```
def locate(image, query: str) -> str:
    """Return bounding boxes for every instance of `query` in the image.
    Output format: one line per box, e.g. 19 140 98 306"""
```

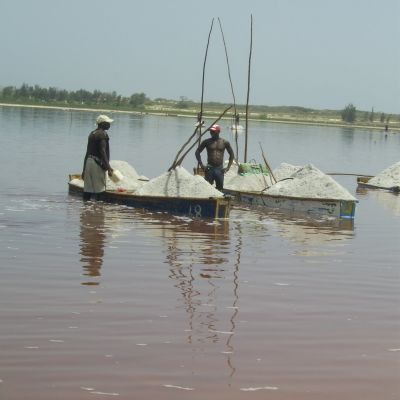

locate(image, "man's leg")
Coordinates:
83 192 91 201
214 168 224 191
204 167 214 186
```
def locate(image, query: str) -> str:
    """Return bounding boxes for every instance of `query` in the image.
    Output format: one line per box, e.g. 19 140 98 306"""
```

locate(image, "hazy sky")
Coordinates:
2 0 399 113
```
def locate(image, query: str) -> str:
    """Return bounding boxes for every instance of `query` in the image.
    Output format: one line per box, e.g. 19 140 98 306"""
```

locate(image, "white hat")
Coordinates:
96 114 114 124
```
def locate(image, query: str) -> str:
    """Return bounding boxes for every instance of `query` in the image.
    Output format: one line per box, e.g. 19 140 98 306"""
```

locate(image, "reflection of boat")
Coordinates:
357 175 400 193
357 185 400 216
68 174 231 219
224 189 357 219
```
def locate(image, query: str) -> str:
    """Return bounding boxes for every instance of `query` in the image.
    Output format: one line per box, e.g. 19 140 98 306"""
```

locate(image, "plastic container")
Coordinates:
110 169 123 183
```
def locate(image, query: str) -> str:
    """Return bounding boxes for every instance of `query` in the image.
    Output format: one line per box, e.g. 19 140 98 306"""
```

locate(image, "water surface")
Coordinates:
0 106 399 399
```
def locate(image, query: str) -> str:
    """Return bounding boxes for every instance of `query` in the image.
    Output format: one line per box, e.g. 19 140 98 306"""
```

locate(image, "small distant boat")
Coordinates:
223 189 357 219
230 124 244 131
357 176 400 193
68 174 231 219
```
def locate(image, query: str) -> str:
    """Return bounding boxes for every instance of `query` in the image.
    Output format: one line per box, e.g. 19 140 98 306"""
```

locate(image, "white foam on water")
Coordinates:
163 384 194 391
240 386 278 391
90 391 119 396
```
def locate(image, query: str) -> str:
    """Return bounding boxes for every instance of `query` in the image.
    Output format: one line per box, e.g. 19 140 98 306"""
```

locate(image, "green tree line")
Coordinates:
0 84 149 109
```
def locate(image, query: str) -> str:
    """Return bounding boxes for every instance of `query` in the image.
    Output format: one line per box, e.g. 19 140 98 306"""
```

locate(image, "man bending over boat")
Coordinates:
81 115 114 201
195 124 235 191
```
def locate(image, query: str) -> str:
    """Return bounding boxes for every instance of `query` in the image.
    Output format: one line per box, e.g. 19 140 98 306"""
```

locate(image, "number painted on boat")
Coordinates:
189 204 202 217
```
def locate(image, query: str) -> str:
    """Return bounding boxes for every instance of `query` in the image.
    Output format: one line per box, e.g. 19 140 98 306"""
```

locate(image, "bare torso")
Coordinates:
197 138 231 167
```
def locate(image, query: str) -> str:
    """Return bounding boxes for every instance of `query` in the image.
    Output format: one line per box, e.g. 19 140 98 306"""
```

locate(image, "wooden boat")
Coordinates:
223 188 357 219
357 175 400 193
68 174 231 219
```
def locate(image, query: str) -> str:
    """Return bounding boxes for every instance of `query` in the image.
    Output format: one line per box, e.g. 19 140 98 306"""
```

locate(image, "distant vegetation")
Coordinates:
0 83 398 130
0 84 149 109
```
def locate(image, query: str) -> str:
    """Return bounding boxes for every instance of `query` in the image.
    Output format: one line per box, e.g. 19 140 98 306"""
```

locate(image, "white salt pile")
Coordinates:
224 161 274 191
136 166 224 198
223 161 239 183
225 173 273 191
264 164 356 200
368 161 400 188
273 163 302 181
71 160 146 192
70 178 84 188
106 160 143 191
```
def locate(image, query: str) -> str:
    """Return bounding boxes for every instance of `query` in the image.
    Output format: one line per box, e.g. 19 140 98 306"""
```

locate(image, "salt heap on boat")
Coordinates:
224 162 274 191
136 166 224 198
368 161 400 189
264 164 356 200
273 162 302 181
69 160 147 191
106 160 148 191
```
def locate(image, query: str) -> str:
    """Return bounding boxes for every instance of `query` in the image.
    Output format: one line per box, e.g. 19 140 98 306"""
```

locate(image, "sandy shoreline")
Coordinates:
1 102 398 131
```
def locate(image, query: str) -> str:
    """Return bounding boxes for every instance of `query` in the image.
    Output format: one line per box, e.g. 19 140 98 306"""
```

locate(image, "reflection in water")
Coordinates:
235 206 355 257
157 216 242 377
225 220 242 378
163 219 230 340
357 187 400 216
79 203 107 285
276 216 354 245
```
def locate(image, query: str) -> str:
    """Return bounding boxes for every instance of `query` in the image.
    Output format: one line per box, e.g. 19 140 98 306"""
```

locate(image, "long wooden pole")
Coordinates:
168 125 202 171
218 17 239 161
259 142 277 184
244 15 253 163
326 173 373 177
169 19 214 172
197 19 214 149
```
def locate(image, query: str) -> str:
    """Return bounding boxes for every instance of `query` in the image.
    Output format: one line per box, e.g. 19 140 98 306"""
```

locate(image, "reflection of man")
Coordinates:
79 204 106 285
195 124 235 191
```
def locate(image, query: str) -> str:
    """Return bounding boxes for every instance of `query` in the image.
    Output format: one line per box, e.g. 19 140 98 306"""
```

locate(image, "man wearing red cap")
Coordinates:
195 124 235 191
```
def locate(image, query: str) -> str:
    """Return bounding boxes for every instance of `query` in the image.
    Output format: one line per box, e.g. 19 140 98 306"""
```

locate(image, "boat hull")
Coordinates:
224 189 356 219
357 176 400 193
69 176 231 219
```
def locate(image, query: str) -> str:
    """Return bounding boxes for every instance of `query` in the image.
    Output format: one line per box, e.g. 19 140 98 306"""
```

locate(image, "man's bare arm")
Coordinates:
195 141 207 169
224 141 235 172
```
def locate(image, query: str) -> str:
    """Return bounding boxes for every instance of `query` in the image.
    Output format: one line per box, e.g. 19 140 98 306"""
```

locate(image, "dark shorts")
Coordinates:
204 166 224 191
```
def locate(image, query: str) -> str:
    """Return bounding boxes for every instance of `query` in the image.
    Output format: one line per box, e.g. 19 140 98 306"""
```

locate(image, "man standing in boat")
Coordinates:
195 124 235 191
81 114 114 201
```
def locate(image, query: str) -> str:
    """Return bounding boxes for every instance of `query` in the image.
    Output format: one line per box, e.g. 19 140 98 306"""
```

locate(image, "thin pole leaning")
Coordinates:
218 17 239 161
244 14 253 163
175 105 233 167
259 142 277 184
170 19 214 171
198 18 215 149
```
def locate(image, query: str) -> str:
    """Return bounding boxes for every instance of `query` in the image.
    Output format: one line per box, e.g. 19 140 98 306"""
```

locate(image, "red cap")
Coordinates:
210 124 221 133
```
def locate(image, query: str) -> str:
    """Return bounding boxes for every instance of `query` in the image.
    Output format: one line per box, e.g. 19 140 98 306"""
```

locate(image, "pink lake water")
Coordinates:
0 106 399 399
